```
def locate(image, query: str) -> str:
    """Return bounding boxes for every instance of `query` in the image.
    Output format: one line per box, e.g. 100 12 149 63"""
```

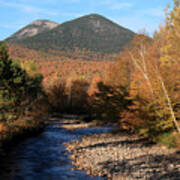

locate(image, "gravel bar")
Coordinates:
65 131 180 180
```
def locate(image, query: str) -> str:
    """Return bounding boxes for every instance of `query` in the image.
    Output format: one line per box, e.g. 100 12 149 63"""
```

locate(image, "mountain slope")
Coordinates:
7 20 58 42
6 14 135 55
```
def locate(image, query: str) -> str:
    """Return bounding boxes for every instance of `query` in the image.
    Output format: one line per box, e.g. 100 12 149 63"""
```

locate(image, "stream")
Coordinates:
0 116 113 180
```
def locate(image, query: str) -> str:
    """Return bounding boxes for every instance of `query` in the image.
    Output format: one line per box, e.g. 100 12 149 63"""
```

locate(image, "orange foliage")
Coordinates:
8 43 114 95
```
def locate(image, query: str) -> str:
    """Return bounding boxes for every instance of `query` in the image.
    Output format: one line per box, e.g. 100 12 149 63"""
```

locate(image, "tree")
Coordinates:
92 82 131 122
0 42 43 122
124 1 180 137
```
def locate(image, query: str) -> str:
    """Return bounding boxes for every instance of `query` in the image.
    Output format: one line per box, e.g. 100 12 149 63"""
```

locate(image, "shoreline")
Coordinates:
65 128 180 179
0 117 48 158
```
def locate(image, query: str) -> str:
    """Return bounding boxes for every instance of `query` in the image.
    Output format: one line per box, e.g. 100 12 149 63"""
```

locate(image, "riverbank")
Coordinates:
0 117 47 157
66 129 180 179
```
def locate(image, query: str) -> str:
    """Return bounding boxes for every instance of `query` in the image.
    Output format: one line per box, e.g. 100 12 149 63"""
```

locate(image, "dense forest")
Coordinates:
1 0 180 152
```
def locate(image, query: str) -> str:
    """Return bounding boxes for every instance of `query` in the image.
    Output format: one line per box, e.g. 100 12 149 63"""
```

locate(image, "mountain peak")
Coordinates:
77 13 112 22
85 13 103 18
6 14 135 55
7 20 58 42
30 19 58 27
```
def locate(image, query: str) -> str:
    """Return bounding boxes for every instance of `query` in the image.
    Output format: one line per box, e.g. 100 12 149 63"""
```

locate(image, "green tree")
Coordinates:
0 42 43 122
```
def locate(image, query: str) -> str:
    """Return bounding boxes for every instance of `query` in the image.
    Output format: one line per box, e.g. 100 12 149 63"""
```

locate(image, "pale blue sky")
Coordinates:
0 0 173 40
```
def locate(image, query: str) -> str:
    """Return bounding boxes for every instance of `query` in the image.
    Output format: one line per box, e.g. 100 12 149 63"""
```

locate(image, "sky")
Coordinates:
0 0 173 40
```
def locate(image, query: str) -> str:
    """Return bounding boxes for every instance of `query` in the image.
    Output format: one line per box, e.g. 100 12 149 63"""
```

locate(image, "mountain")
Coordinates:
6 14 135 55
7 20 58 42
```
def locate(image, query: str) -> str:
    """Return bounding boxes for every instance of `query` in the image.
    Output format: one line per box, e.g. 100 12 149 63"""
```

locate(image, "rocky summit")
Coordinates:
6 20 58 42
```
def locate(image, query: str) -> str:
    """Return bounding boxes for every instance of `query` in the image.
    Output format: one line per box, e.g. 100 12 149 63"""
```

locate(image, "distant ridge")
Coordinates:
6 14 136 55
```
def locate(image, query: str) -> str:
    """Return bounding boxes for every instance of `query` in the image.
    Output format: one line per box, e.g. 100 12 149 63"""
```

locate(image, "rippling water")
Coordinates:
0 118 113 180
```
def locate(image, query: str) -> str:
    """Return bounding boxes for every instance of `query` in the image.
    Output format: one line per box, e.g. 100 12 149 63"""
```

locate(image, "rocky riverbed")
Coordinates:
65 130 180 180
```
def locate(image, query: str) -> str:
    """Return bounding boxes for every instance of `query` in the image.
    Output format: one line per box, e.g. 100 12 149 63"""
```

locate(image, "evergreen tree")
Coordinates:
0 42 43 122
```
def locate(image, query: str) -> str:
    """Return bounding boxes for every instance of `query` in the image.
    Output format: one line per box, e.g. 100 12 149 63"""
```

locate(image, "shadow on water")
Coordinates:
0 117 113 180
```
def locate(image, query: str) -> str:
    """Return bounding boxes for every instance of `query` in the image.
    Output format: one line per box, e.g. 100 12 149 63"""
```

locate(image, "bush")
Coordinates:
47 79 90 114
69 79 90 114
47 80 68 113
158 132 180 148
91 82 131 122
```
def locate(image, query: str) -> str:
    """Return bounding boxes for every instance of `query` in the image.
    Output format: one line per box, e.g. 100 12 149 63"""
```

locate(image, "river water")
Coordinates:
0 117 112 180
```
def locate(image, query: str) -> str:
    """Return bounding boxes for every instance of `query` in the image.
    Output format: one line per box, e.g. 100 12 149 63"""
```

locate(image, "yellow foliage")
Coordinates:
20 60 38 77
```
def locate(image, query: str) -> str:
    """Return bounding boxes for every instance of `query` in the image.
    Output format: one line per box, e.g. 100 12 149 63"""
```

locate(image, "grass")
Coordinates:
158 131 180 148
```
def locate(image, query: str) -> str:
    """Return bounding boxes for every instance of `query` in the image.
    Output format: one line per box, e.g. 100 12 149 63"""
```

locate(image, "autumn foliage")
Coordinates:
5 0 180 147
47 79 90 114
0 42 44 123
99 0 180 143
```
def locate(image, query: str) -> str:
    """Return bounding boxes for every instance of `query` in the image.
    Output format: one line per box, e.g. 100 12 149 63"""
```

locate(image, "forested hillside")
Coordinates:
6 14 135 57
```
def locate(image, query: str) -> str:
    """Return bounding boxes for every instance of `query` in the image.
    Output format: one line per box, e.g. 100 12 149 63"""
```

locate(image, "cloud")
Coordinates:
111 11 164 36
139 7 165 17
108 5 166 36
110 2 133 10
0 22 27 30
13 0 58 4
18 0 81 4
66 0 81 3
0 0 58 16
0 0 83 18
0 24 16 29
98 0 133 10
